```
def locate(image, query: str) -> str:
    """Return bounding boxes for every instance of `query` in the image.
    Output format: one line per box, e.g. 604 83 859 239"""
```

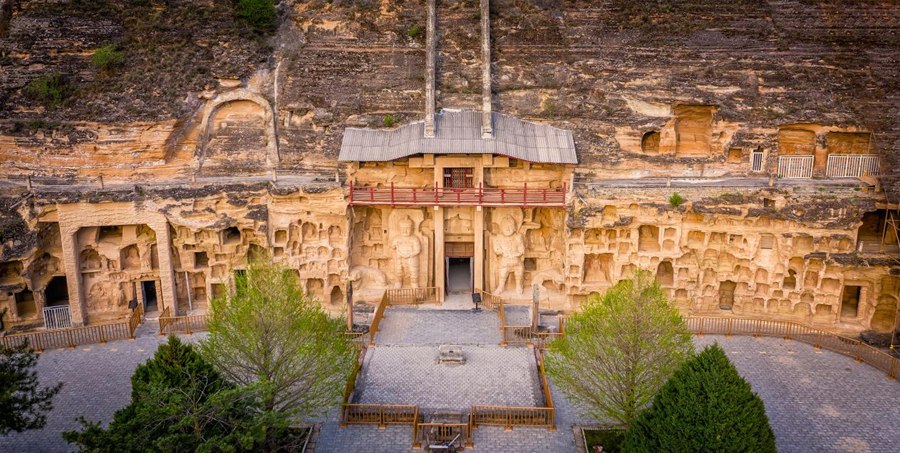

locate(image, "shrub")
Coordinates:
407 24 422 39
383 114 396 127
24 74 70 106
623 344 777 453
91 44 124 70
237 0 277 32
668 192 684 208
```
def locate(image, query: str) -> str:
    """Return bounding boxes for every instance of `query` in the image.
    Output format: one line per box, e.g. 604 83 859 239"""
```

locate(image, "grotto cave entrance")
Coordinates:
44 276 69 307
445 242 474 295
446 258 473 294
142 280 158 313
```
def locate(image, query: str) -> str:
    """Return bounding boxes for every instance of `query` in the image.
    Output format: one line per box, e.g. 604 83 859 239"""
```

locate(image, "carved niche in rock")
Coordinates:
87 281 126 312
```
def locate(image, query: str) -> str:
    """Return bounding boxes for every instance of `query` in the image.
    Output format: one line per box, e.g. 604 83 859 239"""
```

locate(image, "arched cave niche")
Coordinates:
718 280 736 310
80 248 102 271
306 278 324 301
783 269 797 290
656 261 674 287
121 244 141 271
641 130 660 154
638 225 660 252
330 286 343 306
222 227 241 246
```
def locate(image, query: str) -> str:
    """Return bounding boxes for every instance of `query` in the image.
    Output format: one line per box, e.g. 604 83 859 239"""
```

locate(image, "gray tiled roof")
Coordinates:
338 110 577 164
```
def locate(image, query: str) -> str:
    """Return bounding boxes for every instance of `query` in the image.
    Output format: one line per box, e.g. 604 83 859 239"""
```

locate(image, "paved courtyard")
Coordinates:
374 307 500 345
1 315 899 452
355 345 541 411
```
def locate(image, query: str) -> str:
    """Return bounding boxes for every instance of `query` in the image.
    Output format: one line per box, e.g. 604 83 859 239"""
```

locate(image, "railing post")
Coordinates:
349 180 353 204
412 187 417 203
390 182 395 206
478 182 483 206
99 325 106 344
66 329 75 349
369 186 374 202
434 182 439 205
523 182 527 207
500 188 505 204
726 318 733 337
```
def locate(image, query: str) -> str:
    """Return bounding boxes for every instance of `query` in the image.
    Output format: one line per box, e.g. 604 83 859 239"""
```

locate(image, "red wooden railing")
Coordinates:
349 181 566 207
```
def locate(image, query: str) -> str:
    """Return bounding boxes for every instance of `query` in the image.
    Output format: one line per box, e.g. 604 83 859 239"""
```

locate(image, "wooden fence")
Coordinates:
477 290 503 311
777 155 814 179
158 314 209 335
0 314 139 352
413 422 472 450
340 404 418 427
385 287 441 306
368 292 390 346
687 316 900 380
470 405 555 430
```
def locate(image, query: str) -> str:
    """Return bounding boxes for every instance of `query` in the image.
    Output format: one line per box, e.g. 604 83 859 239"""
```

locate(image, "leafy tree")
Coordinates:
0 340 62 435
546 269 693 428
624 344 777 452
201 262 357 419
237 0 277 32
64 336 288 452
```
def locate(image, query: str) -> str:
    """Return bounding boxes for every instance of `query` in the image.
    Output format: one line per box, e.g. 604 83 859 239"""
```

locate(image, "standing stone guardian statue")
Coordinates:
493 215 526 295
392 217 421 289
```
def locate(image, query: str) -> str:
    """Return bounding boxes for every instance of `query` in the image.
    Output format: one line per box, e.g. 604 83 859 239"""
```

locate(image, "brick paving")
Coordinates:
0 333 205 453
355 345 540 411
694 335 900 453
374 307 500 345
2 316 899 452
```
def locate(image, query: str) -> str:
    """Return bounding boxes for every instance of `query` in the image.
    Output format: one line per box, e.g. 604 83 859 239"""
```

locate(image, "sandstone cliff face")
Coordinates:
0 0 896 189
0 1 898 336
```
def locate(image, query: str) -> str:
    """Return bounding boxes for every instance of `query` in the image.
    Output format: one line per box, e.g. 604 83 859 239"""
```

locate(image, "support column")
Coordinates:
480 0 493 138
474 207 485 291
151 222 178 316
434 207 445 296
424 0 437 138
59 228 86 326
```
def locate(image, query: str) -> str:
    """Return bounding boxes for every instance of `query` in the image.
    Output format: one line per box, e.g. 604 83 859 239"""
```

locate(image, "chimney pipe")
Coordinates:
424 0 437 138
480 0 492 138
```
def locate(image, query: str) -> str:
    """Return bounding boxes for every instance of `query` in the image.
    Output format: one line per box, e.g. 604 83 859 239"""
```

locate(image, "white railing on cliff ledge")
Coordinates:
777 155 814 179
826 154 880 178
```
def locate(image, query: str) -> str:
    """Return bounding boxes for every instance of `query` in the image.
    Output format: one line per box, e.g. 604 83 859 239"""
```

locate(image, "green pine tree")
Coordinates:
0 340 62 435
623 344 777 453
64 335 285 452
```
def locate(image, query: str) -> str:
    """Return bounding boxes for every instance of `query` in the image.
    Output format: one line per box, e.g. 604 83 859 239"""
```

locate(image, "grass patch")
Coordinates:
91 44 124 70
237 0 277 33
584 428 626 453
25 74 71 106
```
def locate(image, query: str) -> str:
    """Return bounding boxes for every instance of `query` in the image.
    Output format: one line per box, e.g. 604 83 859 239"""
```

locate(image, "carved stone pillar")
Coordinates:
59 227 86 326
